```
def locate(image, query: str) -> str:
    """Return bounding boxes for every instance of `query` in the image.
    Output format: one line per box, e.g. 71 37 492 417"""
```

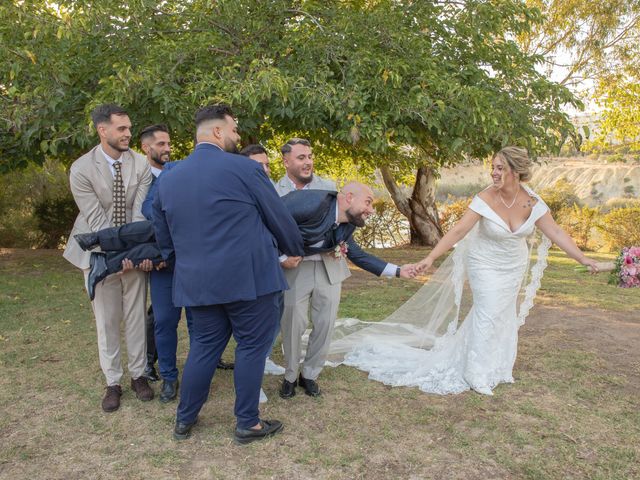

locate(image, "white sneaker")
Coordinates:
264 358 285 376
259 388 268 403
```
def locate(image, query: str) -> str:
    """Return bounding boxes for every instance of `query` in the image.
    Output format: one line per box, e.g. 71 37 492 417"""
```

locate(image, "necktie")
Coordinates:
112 161 126 226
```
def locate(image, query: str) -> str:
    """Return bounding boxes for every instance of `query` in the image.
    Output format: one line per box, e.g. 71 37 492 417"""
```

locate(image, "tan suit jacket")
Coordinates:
63 145 152 270
275 174 350 285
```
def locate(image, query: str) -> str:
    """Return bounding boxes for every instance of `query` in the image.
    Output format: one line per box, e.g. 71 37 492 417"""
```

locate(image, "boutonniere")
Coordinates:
334 241 349 258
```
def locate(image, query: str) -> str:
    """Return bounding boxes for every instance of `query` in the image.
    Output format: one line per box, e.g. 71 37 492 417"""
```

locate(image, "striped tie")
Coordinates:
112 161 126 227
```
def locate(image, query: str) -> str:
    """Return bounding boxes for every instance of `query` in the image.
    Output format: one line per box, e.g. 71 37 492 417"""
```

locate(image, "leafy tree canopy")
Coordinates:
1 0 579 173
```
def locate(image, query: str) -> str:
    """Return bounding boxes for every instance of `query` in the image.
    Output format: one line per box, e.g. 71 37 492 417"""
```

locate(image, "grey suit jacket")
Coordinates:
275 174 350 285
63 145 152 269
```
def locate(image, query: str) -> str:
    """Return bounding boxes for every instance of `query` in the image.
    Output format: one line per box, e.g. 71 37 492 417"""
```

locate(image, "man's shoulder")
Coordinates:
125 149 149 167
311 175 337 190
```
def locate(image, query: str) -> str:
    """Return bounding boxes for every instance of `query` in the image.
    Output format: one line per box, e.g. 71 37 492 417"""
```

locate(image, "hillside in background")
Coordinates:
439 157 640 205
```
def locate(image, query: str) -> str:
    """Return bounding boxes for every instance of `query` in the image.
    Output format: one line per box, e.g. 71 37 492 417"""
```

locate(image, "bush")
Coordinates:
538 178 582 220
606 153 626 164
558 204 600 250
438 197 471 233
354 198 409 248
0 159 77 248
597 207 640 251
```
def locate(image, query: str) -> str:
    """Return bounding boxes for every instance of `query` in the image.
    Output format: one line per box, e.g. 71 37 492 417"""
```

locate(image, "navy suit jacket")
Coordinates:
152 144 305 306
281 190 387 276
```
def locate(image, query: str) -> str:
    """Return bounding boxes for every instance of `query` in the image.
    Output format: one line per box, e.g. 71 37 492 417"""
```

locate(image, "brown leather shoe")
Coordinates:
131 377 154 401
102 385 122 412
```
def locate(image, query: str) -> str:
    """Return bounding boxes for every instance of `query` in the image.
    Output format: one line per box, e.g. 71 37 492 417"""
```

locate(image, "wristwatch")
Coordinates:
395 266 401 278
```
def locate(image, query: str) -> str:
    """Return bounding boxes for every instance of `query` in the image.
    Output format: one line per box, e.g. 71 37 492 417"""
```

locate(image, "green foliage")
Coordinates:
558 204 599 250
597 207 640 250
0 0 580 175
538 178 581 219
0 159 76 248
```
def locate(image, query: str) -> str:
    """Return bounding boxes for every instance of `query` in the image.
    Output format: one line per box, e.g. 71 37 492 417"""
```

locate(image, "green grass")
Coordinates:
1 248 639 479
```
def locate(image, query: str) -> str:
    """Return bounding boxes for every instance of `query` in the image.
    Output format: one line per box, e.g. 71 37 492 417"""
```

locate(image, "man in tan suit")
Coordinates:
275 139 416 399
64 104 154 412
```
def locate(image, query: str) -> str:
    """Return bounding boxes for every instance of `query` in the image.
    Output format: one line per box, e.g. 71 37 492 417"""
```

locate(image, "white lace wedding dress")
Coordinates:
327 187 551 395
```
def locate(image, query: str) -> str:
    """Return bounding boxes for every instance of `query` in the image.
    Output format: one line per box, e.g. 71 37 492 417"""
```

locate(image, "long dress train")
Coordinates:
327 186 551 395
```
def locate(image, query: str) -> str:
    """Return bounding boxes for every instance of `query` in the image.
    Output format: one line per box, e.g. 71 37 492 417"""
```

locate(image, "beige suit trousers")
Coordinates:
83 269 148 386
281 260 342 382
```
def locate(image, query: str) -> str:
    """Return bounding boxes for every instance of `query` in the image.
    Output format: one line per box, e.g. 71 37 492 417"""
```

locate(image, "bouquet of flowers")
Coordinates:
609 247 640 288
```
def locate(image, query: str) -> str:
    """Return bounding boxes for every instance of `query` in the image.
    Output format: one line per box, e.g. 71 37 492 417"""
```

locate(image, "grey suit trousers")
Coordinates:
281 260 341 382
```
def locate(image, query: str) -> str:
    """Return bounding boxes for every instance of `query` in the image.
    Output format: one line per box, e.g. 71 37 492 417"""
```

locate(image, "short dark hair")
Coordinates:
139 124 169 144
281 137 311 155
194 104 235 129
91 104 128 128
239 144 267 157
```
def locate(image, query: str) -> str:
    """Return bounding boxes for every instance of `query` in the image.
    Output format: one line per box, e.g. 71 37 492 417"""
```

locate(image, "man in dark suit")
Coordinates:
152 104 305 444
138 124 171 383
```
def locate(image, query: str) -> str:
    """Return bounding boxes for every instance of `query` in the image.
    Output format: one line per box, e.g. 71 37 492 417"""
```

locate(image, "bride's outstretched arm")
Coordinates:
416 209 481 272
535 212 599 272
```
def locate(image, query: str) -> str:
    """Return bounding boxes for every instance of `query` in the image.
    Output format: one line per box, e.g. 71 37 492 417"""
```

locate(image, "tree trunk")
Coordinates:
380 165 443 247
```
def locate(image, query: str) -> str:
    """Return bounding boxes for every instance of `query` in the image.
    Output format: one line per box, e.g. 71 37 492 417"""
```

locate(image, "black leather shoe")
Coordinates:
298 374 321 397
74 232 99 251
87 252 108 301
234 419 283 445
173 418 197 440
217 360 234 370
278 379 297 399
159 379 179 403
143 365 160 382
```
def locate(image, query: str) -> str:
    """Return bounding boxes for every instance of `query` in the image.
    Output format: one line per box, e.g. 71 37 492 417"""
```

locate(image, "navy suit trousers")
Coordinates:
177 292 280 429
150 269 193 382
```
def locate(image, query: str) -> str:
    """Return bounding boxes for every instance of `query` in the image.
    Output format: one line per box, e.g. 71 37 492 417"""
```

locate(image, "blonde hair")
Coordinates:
493 146 532 182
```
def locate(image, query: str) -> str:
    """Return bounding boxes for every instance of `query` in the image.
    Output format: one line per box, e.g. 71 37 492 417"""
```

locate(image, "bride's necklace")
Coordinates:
498 186 519 209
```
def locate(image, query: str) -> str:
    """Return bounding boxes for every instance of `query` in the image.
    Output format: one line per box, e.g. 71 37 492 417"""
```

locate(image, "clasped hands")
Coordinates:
120 258 165 273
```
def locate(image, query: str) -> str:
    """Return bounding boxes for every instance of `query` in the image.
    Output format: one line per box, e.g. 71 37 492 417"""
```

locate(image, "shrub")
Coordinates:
606 153 626 164
558 204 600 250
538 178 581 220
0 159 77 248
438 197 471 233
354 198 409 248
597 207 640 251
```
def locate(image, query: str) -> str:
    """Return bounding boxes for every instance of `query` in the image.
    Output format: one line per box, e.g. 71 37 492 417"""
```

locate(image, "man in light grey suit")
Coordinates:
64 104 154 412
274 138 415 399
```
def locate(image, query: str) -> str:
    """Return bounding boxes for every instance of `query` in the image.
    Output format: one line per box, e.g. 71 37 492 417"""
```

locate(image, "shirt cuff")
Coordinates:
279 254 288 263
381 263 397 278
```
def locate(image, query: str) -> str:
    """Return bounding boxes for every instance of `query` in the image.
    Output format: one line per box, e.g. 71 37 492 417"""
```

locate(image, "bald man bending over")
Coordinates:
278 182 418 399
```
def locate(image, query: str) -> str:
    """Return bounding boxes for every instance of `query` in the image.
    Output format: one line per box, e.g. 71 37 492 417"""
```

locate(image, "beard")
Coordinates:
107 137 130 153
346 208 366 227
150 150 169 166
224 137 239 154
292 172 313 185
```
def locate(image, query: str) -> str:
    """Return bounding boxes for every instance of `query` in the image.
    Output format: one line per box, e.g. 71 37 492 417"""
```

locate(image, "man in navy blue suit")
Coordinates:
152 104 305 444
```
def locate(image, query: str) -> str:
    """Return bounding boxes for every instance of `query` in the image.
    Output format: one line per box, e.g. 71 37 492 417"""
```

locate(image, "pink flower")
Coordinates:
628 246 640 257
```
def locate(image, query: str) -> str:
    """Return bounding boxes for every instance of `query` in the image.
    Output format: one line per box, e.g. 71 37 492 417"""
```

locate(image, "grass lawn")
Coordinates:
1 247 639 479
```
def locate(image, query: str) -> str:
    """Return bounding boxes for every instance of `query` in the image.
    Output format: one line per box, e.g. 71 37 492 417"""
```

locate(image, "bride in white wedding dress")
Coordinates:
330 147 599 395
